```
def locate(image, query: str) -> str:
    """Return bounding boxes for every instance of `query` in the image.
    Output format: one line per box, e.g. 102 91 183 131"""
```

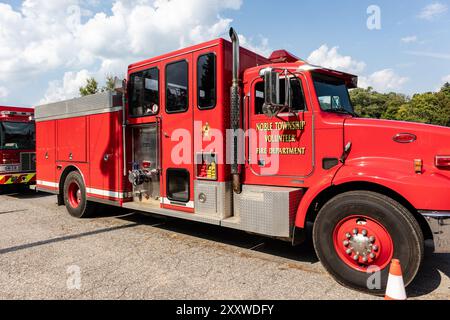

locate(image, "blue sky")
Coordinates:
0 0 449 107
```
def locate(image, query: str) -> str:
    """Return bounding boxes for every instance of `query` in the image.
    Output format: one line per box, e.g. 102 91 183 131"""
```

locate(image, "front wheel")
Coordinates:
313 191 424 295
63 171 96 218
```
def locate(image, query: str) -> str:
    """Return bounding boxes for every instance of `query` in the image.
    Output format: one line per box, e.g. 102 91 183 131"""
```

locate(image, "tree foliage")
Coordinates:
350 83 450 127
79 75 117 97
79 78 100 96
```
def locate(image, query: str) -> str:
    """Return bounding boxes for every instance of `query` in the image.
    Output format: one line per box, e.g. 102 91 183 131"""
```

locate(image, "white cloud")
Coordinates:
238 34 271 57
39 70 92 104
1 0 272 104
401 35 417 43
0 86 9 99
418 2 448 20
405 50 450 60
359 69 409 92
307 44 366 74
306 45 408 93
307 45 408 93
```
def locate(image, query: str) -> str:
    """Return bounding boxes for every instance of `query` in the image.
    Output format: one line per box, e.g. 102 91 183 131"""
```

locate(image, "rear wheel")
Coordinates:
63 171 95 218
313 190 423 295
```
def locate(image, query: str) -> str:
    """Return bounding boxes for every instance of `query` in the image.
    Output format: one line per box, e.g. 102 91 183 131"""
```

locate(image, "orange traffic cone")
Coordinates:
385 259 407 300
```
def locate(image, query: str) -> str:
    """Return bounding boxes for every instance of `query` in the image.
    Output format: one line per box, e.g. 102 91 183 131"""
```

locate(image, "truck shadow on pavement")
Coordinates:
0 187 51 199
407 251 450 298
115 210 320 264
1 189 446 298
116 210 450 298
0 222 140 256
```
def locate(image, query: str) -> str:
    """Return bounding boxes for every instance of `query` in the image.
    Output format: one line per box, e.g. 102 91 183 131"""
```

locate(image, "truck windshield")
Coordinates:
312 72 354 115
0 122 35 150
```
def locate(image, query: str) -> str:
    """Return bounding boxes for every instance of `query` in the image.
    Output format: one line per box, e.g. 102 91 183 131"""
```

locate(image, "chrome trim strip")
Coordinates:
36 180 58 188
161 197 195 209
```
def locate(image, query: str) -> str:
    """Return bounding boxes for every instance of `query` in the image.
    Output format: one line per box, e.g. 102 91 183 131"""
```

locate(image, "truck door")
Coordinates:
36 121 56 190
247 74 314 178
161 53 195 211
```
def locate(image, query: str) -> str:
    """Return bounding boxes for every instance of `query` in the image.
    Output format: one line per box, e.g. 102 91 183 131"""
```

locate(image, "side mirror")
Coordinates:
263 68 280 106
114 77 127 94
260 68 280 118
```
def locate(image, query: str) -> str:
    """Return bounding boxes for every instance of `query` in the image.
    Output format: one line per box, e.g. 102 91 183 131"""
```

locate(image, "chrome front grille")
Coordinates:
21 152 36 172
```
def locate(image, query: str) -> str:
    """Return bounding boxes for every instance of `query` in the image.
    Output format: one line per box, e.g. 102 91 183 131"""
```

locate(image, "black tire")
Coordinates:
63 171 96 218
313 190 424 295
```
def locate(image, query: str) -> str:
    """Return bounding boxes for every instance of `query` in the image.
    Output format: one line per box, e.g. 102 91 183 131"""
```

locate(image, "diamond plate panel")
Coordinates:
194 181 232 219
233 185 303 238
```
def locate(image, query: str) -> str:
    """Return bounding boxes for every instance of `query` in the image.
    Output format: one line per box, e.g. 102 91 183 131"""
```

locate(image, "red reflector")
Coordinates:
435 156 450 168
393 133 417 144
142 161 151 169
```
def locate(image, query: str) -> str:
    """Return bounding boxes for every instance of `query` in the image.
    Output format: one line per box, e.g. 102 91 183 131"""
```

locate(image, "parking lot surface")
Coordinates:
0 188 448 300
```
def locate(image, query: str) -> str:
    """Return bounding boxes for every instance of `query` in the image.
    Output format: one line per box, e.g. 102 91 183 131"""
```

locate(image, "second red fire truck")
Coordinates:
0 106 36 189
34 28 450 294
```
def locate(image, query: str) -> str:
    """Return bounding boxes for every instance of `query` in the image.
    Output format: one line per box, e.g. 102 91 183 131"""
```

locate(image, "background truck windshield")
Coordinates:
312 72 354 114
0 122 35 150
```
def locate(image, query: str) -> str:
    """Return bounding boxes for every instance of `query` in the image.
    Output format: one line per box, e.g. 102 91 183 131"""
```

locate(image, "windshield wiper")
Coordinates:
328 108 358 117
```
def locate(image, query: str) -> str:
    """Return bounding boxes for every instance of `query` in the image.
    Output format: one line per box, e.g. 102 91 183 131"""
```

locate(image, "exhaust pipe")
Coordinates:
229 27 242 194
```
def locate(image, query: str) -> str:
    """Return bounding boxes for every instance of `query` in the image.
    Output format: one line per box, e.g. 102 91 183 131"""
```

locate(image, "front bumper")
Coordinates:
419 210 450 253
0 173 36 185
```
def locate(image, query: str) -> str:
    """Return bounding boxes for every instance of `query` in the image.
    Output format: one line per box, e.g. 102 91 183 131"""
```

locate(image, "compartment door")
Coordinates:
36 121 57 188
89 112 120 200
57 116 87 162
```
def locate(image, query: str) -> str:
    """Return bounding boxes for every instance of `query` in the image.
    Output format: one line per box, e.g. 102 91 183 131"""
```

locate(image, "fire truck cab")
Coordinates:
0 106 36 188
35 29 450 294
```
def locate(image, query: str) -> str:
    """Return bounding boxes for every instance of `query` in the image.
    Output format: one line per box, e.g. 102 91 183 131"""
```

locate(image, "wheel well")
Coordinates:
57 166 80 205
305 181 432 240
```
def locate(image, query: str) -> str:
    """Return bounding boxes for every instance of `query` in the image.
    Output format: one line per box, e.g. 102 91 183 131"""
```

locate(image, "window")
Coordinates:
129 67 160 117
312 72 353 113
197 53 216 109
166 168 190 203
0 122 35 150
166 60 189 113
255 77 306 114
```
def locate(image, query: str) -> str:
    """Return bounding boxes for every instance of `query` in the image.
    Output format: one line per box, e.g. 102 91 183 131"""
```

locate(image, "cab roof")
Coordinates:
0 106 34 113
245 59 359 88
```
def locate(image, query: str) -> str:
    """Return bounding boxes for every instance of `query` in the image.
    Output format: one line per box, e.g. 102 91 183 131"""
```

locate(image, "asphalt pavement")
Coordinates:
0 187 448 300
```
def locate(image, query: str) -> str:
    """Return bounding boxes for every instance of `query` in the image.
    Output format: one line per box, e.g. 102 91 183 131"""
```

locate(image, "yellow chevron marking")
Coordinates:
0 173 36 185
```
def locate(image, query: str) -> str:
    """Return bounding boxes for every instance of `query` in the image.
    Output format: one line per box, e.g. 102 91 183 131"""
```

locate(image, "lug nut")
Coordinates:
372 245 379 252
362 256 368 263
362 229 368 236
353 254 359 261
346 233 352 239
369 236 375 243
353 228 358 235
346 249 352 255
369 253 376 259
343 240 350 247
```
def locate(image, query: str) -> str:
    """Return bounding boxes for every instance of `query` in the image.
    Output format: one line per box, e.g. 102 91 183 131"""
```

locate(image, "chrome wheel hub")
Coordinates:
343 228 378 264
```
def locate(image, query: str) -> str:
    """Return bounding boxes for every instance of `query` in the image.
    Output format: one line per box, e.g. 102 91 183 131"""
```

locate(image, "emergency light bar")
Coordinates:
0 111 33 117
0 111 34 121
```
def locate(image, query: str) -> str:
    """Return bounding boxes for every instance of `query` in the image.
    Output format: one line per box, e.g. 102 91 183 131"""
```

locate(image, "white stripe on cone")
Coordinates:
385 274 407 300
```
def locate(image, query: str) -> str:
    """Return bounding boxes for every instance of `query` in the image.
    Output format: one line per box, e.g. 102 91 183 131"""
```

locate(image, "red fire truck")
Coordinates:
35 29 450 294
0 106 36 188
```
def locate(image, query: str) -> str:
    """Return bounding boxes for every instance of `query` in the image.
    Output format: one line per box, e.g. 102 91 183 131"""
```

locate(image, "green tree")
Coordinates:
79 76 119 97
350 84 449 127
102 75 116 93
79 78 99 96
